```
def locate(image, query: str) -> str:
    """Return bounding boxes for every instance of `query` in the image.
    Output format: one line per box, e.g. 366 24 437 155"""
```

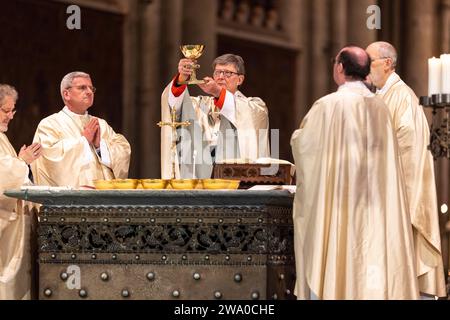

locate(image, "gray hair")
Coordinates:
212 54 246 75
60 71 91 101
0 84 18 105
372 41 398 69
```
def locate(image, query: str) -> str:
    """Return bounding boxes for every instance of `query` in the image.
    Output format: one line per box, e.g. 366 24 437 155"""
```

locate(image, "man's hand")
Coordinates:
198 77 222 97
83 118 100 147
177 58 196 84
18 142 42 165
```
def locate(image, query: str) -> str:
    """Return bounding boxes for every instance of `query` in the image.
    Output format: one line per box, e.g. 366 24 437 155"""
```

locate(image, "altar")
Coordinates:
5 189 295 300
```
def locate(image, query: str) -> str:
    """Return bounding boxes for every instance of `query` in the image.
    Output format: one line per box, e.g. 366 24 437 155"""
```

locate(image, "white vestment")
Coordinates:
161 82 270 179
378 73 446 297
291 82 419 299
32 107 131 188
0 132 33 300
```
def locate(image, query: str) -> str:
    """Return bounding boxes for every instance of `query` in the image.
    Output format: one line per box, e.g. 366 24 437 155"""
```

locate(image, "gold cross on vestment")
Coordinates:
157 106 191 179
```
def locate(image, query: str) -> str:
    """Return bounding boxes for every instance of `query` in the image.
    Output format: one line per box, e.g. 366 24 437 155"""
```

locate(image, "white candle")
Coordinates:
428 57 442 96
440 54 450 94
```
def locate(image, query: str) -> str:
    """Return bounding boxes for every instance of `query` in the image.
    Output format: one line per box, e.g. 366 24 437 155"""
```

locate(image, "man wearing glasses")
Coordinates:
0 84 41 299
160 54 270 179
31 72 131 188
366 41 447 299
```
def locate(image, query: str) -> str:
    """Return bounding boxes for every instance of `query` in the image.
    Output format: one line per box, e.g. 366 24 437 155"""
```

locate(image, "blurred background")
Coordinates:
1 0 449 283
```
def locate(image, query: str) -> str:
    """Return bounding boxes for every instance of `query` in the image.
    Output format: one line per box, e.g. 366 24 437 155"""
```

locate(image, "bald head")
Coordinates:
366 41 397 69
336 46 371 81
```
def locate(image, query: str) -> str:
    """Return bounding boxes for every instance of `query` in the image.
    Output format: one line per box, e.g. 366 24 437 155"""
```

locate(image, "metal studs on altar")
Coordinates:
71 254 77 260
251 291 260 300
193 272 201 280
44 288 52 297
60 272 68 281
172 290 180 298
279 274 285 280
51 254 56 259
91 253 97 260
214 291 222 299
146 272 155 281
234 273 242 282
121 289 130 298
112 254 117 260
100 272 109 281
79 289 88 298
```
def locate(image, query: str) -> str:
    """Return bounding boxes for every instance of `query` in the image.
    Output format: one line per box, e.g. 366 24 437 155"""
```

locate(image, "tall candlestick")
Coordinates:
441 54 450 94
428 57 442 96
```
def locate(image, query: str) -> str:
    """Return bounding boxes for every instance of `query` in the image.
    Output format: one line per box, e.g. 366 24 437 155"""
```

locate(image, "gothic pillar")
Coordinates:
347 0 378 47
160 0 183 83
281 0 307 125
181 0 218 80
138 0 162 178
403 0 437 95
439 0 450 278
122 0 140 177
311 0 331 101
330 0 348 88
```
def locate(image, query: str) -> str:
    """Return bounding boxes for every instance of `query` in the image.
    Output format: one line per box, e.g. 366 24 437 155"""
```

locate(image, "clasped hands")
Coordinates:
18 142 42 165
82 118 100 149
178 59 222 97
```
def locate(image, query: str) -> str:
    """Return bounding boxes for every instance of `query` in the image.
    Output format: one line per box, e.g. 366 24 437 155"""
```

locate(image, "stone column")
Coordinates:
181 0 218 82
330 0 348 89
281 0 306 125
347 0 378 47
403 0 437 95
122 0 140 177
439 0 450 278
138 0 162 178
311 0 331 101
160 0 183 83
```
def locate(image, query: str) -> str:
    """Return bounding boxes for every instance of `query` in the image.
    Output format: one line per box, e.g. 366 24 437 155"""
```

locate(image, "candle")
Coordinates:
441 54 450 94
428 57 442 96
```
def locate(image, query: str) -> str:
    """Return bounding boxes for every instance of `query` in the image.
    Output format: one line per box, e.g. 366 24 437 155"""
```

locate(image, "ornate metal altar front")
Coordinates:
6 189 295 300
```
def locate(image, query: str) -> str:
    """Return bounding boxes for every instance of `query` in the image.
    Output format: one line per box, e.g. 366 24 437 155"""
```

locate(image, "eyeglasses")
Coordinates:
213 70 240 78
67 85 97 93
371 57 390 63
0 106 16 117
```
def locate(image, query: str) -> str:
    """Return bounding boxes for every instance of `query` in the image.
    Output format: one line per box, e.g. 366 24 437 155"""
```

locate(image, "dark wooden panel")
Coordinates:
0 0 124 151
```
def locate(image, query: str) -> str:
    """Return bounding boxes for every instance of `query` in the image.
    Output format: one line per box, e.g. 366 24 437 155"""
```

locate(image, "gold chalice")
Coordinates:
179 45 205 85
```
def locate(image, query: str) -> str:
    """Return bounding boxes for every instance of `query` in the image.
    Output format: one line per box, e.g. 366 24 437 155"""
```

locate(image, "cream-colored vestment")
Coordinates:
32 107 131 188
161 83 270 179
0 133 33 300
290 82 419 300
378 73 446 297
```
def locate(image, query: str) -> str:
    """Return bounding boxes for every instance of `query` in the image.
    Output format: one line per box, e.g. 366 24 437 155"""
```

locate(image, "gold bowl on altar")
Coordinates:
169 179 198 190
202 179 240 190
141 179 169 189
93 179 115 190
113 179 140 189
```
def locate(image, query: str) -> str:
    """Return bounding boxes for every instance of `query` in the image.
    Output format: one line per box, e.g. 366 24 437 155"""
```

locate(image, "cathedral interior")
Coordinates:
0 0 449 297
